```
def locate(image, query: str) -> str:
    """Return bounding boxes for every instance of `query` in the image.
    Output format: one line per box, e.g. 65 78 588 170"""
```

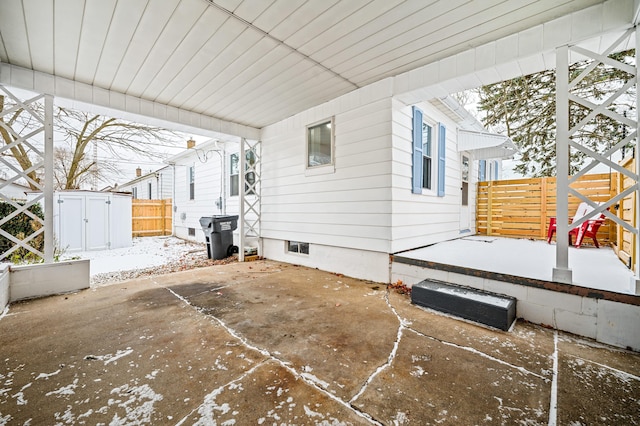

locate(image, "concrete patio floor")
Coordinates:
0 260 639 425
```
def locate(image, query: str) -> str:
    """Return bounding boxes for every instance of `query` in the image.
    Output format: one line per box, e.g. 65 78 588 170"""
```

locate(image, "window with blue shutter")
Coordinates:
411 106 423 194
437 123 446 197
494 160 499 180
479 159 486 182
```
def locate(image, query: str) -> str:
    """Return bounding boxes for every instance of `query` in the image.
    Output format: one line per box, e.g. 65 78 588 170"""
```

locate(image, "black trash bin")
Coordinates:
199 215 239 260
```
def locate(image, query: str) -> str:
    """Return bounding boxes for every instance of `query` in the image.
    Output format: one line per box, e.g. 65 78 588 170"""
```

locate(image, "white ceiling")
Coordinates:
0 0 624 131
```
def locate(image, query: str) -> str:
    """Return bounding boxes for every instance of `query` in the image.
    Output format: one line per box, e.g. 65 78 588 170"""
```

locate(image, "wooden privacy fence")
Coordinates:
132 199 172 237
477 174 617 244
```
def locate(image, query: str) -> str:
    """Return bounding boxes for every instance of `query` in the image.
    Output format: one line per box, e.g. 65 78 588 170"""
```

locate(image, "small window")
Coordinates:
188 227 195 237
307 119 333 168
230 153 239 196
287 241 309 255
422 122 433 190
188 166 195 200
148 182 152 200
132 187 138 199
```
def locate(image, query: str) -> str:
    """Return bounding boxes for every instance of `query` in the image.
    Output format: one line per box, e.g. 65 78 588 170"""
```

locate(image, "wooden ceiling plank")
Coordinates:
172 31 277 106
309 0 429 64
133 7 228 98
268 0 340 42
212 0 244 13
193 44 293 113
248 75 353 127
297 0 403 57
152 17 247 104
23 0 54 74
251 0 307 33
93 0 148 88
54 0 88 79
110 0 182 93
0 2 32 68
324 0 474 72
284 0 369 50
211 53 311 118
233 66 345 126
178 36 279 109
347 0 582 85
75 0 117 85
127 0 210 99
232 0 277 23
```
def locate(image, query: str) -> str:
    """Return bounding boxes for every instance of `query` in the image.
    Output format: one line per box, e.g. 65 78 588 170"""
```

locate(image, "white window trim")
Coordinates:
305 117 335 176
229 152 239 197
420 118 438 196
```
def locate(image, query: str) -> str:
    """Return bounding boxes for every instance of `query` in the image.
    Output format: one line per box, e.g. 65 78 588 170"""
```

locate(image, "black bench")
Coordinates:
411 280 516 331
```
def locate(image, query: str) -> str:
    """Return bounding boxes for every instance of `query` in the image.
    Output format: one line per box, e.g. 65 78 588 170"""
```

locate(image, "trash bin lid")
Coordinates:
199 216 214 229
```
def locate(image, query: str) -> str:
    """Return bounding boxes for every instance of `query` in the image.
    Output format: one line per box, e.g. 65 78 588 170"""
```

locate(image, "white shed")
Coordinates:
29 191 132 253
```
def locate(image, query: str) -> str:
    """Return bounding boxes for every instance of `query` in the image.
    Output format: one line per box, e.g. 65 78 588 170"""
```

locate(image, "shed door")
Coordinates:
460 155 470 232
58 195 84 252
86 195 110 250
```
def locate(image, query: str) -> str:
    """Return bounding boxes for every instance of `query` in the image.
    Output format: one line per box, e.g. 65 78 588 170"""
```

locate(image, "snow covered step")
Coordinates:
411 280 516 331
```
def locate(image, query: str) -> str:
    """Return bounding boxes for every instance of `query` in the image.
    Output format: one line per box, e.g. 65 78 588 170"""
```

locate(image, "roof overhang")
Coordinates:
458 130 518 160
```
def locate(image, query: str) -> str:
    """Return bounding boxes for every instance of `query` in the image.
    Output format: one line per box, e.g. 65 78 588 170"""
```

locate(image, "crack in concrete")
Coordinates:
162 283 382 425
350 289 406 405
565 353 640 382
387 293 548 381
175 360 268 426
548 331 558 426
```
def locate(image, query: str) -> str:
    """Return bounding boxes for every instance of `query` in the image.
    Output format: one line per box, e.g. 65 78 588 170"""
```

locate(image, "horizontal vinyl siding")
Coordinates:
261 92 393 253
391 98 463 253
173 146 230 243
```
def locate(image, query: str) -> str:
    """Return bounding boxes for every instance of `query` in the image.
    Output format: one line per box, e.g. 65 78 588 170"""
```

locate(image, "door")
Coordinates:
86 195 110 250
58 195 84 252
460 155 470 232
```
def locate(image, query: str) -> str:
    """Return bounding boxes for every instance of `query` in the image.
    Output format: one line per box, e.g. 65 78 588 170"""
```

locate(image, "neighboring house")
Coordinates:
118 166 173 200
167 139 257 245
0 178 30 203
258 80 515 283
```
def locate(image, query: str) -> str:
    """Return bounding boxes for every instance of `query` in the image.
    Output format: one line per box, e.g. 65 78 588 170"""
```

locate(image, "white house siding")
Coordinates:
170 141 258 250
390 99 476 254
173 151 225 242
260 79 395 281
119 167 173 200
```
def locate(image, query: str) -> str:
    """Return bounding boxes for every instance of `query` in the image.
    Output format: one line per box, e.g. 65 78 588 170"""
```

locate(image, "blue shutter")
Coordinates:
494 160 499 180
437 123 446 196
411 106 423 194
479 159 486 182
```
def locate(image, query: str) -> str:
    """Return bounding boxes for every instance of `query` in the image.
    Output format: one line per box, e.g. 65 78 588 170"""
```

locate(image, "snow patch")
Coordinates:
36 369 61 380
84 347 133 365
108 383 163 425
46 379 78 397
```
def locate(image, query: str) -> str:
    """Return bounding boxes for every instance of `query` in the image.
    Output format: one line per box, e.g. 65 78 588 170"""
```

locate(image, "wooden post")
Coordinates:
540 177 548 239
487 182 493 236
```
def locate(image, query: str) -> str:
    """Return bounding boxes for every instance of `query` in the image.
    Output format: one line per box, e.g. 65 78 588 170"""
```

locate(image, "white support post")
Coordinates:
44 95 54 263
553 45 572 284
238 138 246 262
634 27 640 294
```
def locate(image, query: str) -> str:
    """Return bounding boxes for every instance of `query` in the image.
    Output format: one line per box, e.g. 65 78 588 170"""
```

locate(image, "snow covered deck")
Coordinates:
395 236 637 295
391 236 640 350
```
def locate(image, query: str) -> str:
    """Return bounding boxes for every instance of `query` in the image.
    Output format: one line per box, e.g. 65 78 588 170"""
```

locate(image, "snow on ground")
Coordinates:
59 236 230 286
61 237 203 276
401 236 636 294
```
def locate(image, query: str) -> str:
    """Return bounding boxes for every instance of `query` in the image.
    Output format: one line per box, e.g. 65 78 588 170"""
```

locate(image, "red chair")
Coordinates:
547 203 607 248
